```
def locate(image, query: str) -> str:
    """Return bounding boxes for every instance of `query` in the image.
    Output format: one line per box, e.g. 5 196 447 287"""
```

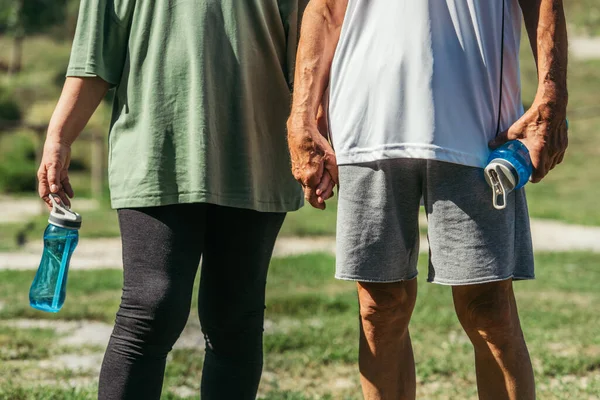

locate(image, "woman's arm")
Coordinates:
38 76 110 208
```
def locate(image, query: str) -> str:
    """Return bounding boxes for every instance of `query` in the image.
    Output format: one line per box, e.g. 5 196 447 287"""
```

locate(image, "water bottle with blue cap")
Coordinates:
484 140 532 210
29 194 82 312
485 118 568 210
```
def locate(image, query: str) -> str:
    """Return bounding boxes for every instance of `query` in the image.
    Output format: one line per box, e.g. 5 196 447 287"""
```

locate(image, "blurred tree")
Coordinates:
66 0 80 37
0 0 68 75
0 85 22 123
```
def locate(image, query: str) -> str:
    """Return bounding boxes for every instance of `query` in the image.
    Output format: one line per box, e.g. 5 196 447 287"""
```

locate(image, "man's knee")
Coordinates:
454 281 517 347
358 280 417 330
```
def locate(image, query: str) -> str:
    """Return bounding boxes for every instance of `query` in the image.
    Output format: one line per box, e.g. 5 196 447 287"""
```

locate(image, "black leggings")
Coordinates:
98 203 285 400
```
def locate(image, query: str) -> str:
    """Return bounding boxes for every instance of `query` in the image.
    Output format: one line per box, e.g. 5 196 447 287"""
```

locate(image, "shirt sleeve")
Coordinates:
66 0 135 87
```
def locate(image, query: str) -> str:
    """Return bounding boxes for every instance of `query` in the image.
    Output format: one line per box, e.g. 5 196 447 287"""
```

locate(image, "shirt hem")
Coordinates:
110 191 304 213
335 144 487 168
66 64 119 87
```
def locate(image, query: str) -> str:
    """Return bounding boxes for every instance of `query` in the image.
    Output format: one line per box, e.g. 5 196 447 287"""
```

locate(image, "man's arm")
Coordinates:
38 77 109 208
287 0 348 209
490 0 568 182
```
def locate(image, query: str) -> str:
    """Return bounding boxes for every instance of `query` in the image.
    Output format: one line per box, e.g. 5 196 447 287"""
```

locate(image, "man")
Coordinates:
37 1 305 399
288 0 568 398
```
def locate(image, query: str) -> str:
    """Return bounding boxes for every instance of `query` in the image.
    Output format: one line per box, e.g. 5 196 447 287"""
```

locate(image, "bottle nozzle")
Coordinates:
488 168 507 210
48 194 82 229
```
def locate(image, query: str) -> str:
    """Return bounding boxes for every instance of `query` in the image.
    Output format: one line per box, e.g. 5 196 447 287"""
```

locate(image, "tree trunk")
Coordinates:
8 0 25 77
91 130 104 201
8 34 24 76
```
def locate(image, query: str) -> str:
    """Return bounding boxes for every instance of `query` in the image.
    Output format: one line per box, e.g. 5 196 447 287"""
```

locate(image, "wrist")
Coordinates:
287 112 318 133
535 81 568 108
45 131 74 147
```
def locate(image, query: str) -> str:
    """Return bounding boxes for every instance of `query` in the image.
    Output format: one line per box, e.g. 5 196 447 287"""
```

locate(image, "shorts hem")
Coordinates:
428 274 535 286
335 272 419 283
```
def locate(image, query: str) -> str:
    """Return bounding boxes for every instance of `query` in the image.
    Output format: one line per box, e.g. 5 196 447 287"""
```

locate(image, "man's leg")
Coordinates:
453 280 535 400
98 204 207 400
358 279 418 400
198 205 286 400
424 160 535 398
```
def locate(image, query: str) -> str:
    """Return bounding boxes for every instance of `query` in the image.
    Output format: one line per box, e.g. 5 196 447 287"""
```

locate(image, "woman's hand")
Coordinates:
36 76 111 209
37 140 74 209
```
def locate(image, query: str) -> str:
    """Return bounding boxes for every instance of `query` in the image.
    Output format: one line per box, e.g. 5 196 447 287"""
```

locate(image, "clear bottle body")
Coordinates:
29 223 79 312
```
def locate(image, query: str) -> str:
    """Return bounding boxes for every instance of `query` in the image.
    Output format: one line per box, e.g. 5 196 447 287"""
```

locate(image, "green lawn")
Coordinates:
519 46 600 226
565 0 600 35
0 252 599 399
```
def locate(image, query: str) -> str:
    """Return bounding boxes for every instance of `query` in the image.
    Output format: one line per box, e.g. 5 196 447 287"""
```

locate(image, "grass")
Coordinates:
280 198 338 237
0 206 119 252
519 45 600 225
0 252 599 398
565 0 600 36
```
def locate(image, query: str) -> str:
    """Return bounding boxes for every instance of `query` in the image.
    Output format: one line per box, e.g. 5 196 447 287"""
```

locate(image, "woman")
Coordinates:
37 1 304 398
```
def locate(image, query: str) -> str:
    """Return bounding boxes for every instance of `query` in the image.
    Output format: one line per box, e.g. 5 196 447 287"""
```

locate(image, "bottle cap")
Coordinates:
484 159 518 210
48 194 82 230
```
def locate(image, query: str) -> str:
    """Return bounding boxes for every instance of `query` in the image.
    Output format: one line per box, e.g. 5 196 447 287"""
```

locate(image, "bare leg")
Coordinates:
357 280 418 400
453 280 535 400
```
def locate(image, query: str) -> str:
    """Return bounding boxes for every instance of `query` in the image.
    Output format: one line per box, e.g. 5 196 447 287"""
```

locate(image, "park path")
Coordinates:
0 195 99 223
1 218 600 270
570 36 600 59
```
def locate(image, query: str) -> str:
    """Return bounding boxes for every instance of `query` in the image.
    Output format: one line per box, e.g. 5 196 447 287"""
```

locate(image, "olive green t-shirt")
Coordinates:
67 0 304 212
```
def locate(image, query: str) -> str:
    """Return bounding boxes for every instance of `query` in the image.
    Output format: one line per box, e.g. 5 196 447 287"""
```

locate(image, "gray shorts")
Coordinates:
335 159 534 285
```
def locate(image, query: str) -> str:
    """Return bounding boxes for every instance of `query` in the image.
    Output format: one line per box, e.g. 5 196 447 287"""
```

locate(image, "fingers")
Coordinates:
556 150 565 165
304 186 325 210
46 161 62 195
38 164 73 209
554 122 568 167
488 129 515 149
488 118 525 149
324 155 339 185
316 171 332 196
316 172 335 204
488 130 510 149
318 182 335 204
59 170 73 207
37 165 53 209
531 151 550 183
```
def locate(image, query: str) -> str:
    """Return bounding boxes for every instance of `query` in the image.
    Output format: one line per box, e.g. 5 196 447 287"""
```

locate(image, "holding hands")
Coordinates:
287 106 338 210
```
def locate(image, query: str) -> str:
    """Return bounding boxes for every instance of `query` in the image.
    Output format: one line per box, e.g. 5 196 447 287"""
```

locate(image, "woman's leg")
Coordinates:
198 205 285 400
98 204 207 400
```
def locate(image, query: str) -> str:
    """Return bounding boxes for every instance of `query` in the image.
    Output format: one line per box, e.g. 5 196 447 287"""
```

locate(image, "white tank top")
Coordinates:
329 0 524 168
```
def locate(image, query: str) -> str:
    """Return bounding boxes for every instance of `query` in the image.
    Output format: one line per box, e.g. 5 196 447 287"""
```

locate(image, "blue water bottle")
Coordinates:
29 194 82 313
484 140 533 210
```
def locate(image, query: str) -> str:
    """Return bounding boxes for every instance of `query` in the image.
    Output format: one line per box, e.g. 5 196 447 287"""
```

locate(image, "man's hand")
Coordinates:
286 0 348 209
512 0 568 183
288 117 338 210
489 94 568 183
38 140 74 209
